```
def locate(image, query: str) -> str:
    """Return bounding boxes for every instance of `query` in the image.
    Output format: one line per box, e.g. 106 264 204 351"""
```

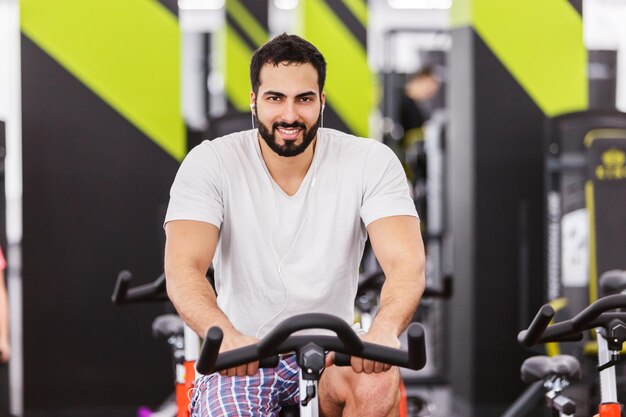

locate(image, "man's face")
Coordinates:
252 62 325 157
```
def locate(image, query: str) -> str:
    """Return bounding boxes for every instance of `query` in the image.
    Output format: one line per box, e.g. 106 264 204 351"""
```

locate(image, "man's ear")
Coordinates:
250 91 256 113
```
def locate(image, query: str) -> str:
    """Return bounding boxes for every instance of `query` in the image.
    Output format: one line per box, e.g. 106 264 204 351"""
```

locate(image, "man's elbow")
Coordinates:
413 257 426 299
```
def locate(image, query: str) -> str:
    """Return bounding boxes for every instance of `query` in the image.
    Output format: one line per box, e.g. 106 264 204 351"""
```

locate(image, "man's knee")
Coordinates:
347 368 401 415
353 367 400 399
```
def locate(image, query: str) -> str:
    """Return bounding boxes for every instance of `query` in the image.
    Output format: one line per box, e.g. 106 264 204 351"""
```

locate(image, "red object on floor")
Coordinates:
399 380 408 417
599 403 621 417
176 360 196 417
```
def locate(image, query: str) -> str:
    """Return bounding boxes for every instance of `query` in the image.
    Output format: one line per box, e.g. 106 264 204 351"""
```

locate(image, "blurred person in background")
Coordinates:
396 66 441 223
0 247 9 363
398 66 441 152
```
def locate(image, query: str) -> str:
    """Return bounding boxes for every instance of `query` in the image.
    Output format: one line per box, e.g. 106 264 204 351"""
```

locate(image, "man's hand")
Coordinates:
350 327 401 374
325 326 401 373
0 338 10 363
218 331 260 377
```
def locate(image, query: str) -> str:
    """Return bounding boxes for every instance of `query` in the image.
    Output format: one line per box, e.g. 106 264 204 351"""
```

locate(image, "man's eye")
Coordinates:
300 97 313 102
268 96 281 101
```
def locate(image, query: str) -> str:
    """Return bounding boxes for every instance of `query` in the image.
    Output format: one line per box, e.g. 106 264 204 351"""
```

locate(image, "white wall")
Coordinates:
0 0 23 414
584 0 626 111
0 0 22 228
368 1 449 72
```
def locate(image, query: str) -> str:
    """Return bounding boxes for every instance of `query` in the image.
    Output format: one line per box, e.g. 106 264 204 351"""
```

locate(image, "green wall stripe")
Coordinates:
224 26 257 112
224 0 268 113
342 0 367 28
20 0 185 161
226 0 268 48
302 0 373 137
450 0 472 28
452 0 587 117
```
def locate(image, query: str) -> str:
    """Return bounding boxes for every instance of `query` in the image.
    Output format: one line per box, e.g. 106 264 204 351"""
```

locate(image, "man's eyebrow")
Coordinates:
263 91 286 97
295 91 317 99
262 91 318 99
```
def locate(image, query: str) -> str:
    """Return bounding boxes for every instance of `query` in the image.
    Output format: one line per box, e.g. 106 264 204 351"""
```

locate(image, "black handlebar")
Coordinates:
258 314 363 356
519 294 626 346
111 270 169 305
196 313 427 375
518 305 554 347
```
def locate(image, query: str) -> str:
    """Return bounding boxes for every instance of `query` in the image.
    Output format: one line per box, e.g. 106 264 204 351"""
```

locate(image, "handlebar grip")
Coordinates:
407 323 426 370
518 304 554 347
259 356 280 369
111 270 132 305
332 323 426 369
196 327 223 375
334 352 352 366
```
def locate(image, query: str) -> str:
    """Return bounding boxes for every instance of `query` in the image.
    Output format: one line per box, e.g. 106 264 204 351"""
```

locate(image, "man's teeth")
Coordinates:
278 128 300 134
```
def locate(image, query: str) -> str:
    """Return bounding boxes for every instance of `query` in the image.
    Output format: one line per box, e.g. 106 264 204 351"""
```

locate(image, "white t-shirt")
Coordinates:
165 128 418 338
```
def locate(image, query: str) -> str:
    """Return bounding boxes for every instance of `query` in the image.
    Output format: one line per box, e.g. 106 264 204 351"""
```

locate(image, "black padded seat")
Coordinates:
152 314 184 339
520 355 581 383
599 270 626 295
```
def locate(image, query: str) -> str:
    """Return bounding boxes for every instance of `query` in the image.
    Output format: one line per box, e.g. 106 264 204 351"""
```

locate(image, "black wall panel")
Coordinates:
448 28 546 416
21 35 179 412
472 31 546 408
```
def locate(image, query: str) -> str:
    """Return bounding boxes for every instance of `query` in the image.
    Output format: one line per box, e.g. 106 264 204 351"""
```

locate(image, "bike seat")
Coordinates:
520 355 581 383
600 270 626 295
152 314 184 339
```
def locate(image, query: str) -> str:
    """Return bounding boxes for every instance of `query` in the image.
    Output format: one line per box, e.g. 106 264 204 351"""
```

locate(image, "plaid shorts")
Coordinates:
190 354 300 417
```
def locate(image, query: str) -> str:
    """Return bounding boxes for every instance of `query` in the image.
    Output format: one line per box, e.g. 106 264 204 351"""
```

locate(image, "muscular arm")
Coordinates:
165 220 259 376
347 215 424 374
164 220 230 337
368 215 425 337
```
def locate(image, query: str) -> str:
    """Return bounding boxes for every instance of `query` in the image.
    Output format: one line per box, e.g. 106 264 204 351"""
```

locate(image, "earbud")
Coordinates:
321 104 325 112
250 103 256 130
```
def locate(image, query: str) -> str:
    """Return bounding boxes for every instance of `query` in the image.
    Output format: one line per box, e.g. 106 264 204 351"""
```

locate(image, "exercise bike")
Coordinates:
112 270 197 417
195 313 427 417
518 293 626 417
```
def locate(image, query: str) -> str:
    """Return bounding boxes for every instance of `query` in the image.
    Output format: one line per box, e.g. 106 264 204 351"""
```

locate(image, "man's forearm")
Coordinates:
370 261 425 337
166 265 236 339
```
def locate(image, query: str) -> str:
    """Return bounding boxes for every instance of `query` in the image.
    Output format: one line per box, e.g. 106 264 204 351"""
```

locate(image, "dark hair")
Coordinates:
250 33 326 94
408 66 437 82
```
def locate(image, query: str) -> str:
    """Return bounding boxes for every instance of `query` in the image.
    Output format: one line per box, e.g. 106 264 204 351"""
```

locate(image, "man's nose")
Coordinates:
280 101 298 123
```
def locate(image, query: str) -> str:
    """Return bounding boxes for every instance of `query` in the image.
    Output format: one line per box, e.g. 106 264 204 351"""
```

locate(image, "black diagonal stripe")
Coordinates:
323 103 352 135
569 0 582 15
321 0 366 50
226 13 258 52
157 0 178 17
242 0 268 29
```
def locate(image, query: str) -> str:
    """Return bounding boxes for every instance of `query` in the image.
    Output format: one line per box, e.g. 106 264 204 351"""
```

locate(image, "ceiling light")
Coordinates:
178 0 225 10
387 0 452 9
274 0 298 10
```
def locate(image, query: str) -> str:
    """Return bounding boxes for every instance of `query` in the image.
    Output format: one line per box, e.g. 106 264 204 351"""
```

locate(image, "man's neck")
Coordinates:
258 136 317 182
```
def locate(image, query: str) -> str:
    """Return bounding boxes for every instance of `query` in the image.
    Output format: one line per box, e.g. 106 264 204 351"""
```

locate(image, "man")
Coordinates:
164 34 425 417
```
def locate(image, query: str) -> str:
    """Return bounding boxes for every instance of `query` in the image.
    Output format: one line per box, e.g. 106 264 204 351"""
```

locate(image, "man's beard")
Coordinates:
256 116 320 157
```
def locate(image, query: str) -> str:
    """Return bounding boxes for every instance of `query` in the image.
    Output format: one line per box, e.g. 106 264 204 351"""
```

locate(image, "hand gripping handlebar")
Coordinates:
196 313 427 375
518 294 626 347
